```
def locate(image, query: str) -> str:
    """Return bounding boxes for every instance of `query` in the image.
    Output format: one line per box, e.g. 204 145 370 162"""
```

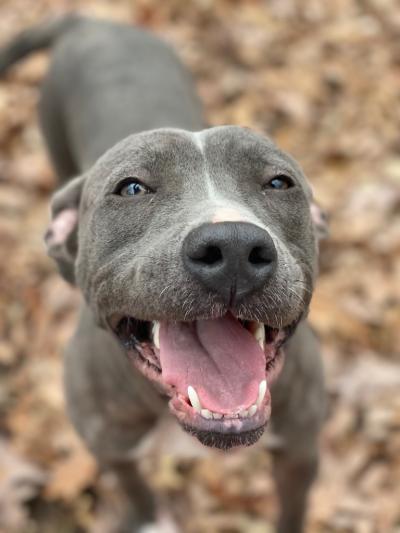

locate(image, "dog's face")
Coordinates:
46 126 324 449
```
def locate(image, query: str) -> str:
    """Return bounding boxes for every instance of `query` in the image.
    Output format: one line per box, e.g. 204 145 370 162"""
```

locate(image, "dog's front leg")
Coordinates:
268 321 325 533
104 460 156 532
63 306 168 531
271 447 319 533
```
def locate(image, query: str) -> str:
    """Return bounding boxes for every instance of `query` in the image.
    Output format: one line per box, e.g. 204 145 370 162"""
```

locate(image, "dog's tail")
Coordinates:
0 14 81 76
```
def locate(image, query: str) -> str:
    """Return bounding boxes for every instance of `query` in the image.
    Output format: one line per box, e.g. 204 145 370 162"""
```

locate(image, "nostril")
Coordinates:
248 246 271 265
192 245 223 265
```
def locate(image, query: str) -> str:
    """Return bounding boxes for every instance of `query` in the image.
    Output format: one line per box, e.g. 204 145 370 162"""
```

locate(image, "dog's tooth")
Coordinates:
212 412 223 420
201 409 213 419
257 379 267 407
152 321 160 349
253 322 265 349
248 404 257 417
187 386 202 412
240 409 249 418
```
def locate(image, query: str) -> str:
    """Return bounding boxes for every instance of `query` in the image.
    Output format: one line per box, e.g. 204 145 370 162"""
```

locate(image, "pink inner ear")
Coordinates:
310 201 329 240
310 202 325 227
46 208 78 246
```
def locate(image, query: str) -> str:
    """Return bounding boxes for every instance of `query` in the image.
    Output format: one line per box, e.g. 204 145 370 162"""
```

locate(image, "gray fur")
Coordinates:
74 126 316 329
0 16 326 532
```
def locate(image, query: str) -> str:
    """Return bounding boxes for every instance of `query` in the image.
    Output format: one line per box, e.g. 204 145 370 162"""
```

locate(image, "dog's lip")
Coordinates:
122 339 277 449
170 391 272 449
107 311 299 334
108 313 290 442
108 313 126 331
108 312 297 396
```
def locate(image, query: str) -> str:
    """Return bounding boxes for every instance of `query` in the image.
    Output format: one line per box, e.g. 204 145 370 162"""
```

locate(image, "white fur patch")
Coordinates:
188 130 299 270
192 131 217 199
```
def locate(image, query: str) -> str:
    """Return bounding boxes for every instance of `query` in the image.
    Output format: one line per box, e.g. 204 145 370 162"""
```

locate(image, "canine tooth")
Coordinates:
240 409 249 418
187 386 201 412
253 322 265 348
257 380 267 407
248 404 257 417
152 321 160 349
201 409 213 419
212 412 223 419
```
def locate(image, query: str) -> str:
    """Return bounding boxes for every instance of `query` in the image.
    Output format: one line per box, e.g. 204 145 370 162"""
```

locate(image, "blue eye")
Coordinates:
115 178 152 197
264 175 294 191
124 182 145 196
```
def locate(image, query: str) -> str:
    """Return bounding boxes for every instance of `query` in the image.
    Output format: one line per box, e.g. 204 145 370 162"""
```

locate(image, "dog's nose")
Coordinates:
183 222 277 303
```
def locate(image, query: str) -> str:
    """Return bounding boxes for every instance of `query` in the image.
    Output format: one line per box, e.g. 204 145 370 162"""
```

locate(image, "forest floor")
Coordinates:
0 0 399 532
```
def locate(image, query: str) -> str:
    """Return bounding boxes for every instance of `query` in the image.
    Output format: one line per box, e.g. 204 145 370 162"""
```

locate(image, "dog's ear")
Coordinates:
44 175 86 284
310 201 329 241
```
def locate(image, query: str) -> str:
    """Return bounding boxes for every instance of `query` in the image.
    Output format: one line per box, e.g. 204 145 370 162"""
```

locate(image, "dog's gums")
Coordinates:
110 313 298 449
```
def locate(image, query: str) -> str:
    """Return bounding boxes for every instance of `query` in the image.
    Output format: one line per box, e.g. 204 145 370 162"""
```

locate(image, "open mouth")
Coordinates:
110 313 298 450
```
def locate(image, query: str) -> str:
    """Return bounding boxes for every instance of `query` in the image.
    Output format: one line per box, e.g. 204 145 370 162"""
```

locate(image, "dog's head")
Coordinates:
45 126 327 450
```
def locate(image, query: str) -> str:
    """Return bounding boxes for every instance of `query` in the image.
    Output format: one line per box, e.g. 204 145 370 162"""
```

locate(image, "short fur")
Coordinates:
0 16 326 532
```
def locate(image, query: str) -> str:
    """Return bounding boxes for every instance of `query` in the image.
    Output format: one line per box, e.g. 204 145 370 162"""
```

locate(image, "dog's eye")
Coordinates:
115 178 153 197
264 175 294 191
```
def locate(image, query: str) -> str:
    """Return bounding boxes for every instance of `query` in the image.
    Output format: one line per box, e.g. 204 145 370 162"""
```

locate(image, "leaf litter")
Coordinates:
0 0 399 531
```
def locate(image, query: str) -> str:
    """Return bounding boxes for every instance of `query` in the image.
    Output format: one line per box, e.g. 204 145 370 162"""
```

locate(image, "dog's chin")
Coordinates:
108 312 300 449
169 387 272 450
183 425 266 450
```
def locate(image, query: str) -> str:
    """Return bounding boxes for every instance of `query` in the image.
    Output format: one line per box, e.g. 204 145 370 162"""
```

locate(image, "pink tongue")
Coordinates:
159 315 265 413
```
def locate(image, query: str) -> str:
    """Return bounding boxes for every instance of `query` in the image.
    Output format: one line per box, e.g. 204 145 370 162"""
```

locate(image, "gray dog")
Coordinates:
0 15 327 533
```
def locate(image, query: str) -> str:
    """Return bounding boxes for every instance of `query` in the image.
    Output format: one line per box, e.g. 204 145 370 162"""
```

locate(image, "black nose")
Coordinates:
183 222 277 303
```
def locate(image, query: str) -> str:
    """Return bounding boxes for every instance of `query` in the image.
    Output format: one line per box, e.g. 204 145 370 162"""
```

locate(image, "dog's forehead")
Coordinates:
90 128 201 177
93 126 291 168
86 126 310 200
198 125 277 155
197 126 312 196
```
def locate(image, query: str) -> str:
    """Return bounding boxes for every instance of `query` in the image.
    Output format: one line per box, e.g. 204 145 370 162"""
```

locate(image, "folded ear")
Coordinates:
311 201 329 241
44 175 86 284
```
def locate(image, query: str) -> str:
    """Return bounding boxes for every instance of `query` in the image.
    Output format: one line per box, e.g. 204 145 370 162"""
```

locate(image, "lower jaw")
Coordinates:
170 391 272 450
183 424 267 450
113 315 295 450
125 342 284 450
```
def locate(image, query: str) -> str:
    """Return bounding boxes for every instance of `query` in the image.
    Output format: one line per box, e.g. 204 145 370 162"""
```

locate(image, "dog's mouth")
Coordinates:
109 312 298 450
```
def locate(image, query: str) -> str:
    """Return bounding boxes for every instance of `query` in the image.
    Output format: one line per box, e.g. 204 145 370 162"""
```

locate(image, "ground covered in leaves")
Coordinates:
0 0 399 532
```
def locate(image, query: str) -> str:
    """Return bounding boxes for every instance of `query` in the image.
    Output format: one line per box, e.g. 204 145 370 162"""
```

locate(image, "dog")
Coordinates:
0 15 327 533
